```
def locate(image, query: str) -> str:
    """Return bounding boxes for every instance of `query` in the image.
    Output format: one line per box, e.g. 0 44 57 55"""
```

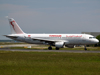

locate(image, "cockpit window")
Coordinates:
89 37 95 39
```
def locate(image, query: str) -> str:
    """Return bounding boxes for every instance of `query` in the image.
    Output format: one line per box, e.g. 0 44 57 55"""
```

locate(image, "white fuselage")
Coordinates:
6 33 99 45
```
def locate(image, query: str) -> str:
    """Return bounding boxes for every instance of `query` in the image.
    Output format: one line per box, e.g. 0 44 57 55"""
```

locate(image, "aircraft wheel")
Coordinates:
84 48 87 50
84 45 87 51
48 46 52 50
56 47 59 50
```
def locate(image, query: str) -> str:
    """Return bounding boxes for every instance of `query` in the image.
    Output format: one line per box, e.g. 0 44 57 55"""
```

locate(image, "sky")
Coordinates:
0 0 100 40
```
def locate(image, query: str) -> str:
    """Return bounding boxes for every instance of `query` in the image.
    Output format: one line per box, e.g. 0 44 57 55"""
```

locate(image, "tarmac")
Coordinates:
0 48 100 53
0 44 100 53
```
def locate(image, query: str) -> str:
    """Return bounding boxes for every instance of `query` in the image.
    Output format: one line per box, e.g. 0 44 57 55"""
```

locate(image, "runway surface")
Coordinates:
0 48 100 53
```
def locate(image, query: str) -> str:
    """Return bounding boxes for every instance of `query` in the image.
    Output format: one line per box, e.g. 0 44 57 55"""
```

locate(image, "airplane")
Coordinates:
4 18 99 50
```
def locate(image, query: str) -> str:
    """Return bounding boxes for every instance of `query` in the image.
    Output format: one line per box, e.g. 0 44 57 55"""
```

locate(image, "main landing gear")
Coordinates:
48 46 52 50
56 47 59 50
48 46 59 50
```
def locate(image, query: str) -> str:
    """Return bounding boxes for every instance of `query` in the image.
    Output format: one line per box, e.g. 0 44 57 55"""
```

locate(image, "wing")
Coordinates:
32 38 57 43
32 37 67 44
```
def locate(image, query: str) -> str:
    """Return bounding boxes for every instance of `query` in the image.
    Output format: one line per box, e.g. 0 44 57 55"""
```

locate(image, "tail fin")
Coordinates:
8 18 24 34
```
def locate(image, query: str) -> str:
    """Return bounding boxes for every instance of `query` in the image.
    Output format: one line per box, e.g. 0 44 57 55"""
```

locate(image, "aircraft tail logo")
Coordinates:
9 18 24 34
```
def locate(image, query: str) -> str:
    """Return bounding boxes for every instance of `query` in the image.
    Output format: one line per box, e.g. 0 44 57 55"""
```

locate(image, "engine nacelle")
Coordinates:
65 45 75 48
55 42 64 48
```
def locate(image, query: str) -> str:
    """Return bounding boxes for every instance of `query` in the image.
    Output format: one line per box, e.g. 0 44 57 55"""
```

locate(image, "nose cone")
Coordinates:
96 39 99 43
94 39 99 44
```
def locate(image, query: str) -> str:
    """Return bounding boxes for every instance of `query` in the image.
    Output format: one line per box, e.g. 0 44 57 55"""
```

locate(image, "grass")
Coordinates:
0 51 100 75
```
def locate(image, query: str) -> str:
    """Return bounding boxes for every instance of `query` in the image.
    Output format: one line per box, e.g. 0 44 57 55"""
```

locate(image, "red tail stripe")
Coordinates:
10 21 15 31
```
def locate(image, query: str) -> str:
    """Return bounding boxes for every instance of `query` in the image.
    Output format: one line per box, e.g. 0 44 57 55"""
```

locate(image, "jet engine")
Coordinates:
55 42 64 48
65 45 75 48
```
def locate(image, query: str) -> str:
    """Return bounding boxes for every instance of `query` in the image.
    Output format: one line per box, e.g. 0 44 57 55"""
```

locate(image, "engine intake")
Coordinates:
55 42 64 48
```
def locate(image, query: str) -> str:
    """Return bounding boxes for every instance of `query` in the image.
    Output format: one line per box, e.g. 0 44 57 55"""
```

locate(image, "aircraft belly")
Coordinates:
25 40 43 44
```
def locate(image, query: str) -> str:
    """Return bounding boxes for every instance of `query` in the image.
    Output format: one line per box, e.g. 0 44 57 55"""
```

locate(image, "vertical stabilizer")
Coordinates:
9 18 24 34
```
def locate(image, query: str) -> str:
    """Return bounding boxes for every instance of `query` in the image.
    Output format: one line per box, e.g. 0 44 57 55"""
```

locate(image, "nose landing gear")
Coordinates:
84 45 87 50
